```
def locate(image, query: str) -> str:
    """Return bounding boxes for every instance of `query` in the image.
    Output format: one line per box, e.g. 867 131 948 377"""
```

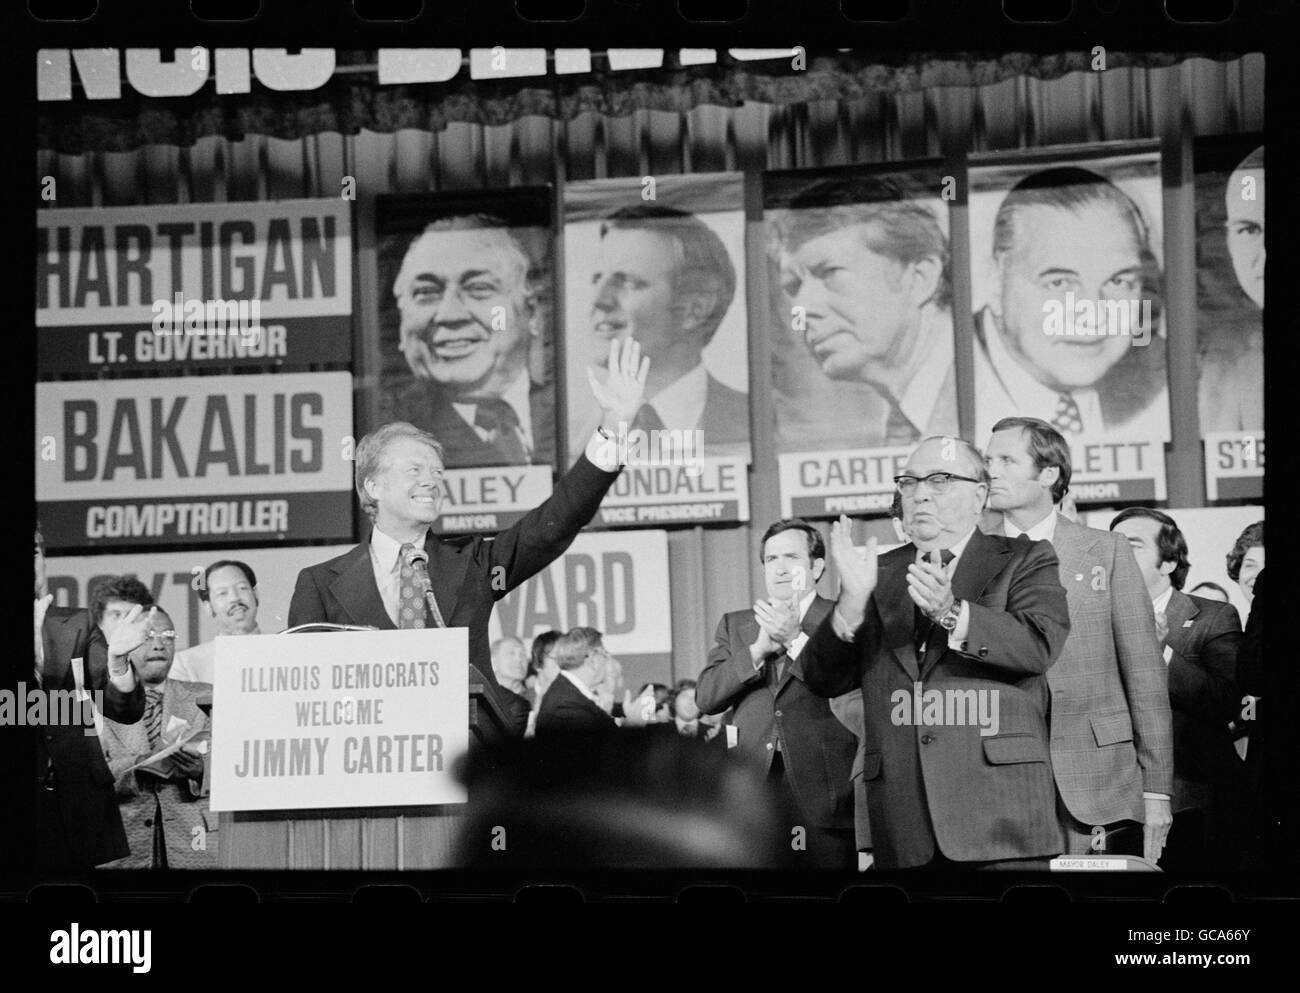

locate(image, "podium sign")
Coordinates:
211 629 469 812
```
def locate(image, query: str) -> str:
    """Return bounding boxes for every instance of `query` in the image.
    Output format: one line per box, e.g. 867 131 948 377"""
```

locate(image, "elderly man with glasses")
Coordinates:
799 435 1072 869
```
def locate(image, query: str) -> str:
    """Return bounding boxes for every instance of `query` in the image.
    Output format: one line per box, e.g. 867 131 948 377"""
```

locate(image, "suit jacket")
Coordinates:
1162 591 1242 805
382 376 556 469
701 376 750 454
496 686 533 739
288 453 619 702
696 595 857 831
828 688 872 851
535 673 616 738
801 530 1071 868
994 514 1175 826
36 607 144 867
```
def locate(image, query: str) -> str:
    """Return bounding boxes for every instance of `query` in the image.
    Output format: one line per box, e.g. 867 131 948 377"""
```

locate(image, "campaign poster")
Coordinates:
969 143 1170 503
563 172 750 527
1194 134 1264 501
44 544 355 649
36 372 355 549
489 529 672 690
372 189 556 534
36 199 352 375
763 161 957 518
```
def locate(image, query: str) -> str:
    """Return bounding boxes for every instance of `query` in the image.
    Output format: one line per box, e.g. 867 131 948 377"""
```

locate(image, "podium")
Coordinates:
216 646 513 870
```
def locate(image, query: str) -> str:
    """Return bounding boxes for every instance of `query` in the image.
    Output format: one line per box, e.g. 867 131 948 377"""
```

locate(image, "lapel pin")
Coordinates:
1074 573 1084 581
1183 620 1193 627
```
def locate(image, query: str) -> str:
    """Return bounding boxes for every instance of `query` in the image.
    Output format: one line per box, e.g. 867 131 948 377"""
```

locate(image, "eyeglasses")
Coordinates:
144 629 177 643
894 472 984 496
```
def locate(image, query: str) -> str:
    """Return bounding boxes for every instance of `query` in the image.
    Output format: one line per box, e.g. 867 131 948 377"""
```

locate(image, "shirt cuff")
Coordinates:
787 631 809 661
1142 792 1170 801
832 606 860 642
946 601 972 650
584 430 621 473
108 664 137 694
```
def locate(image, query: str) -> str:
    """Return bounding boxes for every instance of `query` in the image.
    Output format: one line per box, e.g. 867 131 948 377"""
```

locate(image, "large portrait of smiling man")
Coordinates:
374 189 556 470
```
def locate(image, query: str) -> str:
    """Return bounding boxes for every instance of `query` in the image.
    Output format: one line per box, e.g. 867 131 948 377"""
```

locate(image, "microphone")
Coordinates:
402 546 447 628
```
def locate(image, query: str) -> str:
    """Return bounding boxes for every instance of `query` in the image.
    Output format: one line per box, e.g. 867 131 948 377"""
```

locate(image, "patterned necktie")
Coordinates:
1051 392 1083 434
474 398 528 464
883 398 919 448
143 686 165 748
913 548 956 654
397 542 429 629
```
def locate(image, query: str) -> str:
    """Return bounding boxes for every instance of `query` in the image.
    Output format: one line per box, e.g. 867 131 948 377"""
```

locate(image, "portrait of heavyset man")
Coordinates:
381 213 556 469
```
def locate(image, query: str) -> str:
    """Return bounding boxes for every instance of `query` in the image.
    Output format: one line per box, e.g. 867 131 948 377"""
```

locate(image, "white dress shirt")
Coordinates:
452 371 535 457
646 362 709 432
1003 507 1059 543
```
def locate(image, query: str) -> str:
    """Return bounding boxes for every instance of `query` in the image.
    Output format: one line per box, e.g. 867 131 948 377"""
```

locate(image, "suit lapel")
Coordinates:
1049 514 1100 580
1164 589 1197 654
425 534 471 624
329 543 395 629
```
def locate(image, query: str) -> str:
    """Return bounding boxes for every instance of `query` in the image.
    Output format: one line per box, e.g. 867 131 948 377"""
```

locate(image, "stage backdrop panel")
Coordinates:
1081 504 1263 621
488 528 672 690
36 372 355 549
44 544 355 649
36 199 352 375
563 172 751 528
763 160 957 518
1194 134 1264 502
371 189 557 534
969 142 1170 504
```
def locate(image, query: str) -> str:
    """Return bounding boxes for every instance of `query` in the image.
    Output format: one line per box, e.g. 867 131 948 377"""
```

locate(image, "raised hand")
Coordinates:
907 548 955 621
828 515 878 613
588 338 650 428
755 597 800 647
105 604 156 674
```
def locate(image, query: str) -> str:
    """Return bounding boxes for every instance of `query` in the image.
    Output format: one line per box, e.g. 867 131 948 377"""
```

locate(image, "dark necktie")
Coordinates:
913 548 956 654
631 403 665 433
1050 392 1083 434
474 398 528 464
882 397 919 448
143 687 165 748
398 542 446 628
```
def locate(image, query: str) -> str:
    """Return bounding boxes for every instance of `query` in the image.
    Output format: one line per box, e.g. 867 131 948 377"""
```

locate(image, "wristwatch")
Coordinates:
936 599 963 632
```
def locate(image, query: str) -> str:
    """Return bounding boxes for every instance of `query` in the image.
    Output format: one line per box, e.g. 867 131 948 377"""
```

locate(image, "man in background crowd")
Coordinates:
983 417 1173 862
698 518 858 868
490 636 532 736
170 560 262 685
1110 508 1242 868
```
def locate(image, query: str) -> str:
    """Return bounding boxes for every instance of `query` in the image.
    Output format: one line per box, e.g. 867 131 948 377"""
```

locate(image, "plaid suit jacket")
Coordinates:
1034 515 1175 825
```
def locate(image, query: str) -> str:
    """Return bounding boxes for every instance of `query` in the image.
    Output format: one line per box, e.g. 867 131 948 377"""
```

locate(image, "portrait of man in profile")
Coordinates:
769 170 958 448
379 200 556 469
